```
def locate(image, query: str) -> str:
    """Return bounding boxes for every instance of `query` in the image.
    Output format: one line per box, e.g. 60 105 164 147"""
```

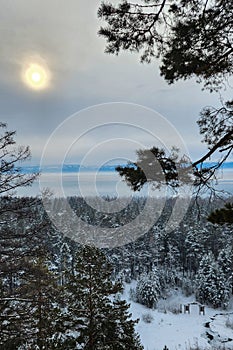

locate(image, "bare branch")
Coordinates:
192 130 233 167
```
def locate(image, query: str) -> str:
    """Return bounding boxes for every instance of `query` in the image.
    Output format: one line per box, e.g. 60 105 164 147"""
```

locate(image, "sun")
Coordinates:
23 63 49 90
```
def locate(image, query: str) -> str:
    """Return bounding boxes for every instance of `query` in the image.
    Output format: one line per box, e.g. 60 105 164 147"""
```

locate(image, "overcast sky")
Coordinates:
1 0 232 166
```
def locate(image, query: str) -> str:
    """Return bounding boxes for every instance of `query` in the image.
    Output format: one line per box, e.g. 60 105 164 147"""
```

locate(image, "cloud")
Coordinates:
1 0 232 167
0 1 99 71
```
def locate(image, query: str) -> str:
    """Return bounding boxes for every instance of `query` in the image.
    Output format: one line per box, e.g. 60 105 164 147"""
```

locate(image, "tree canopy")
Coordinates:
98 0 233 91
0 122 37 196
98 0 233 194
116 146 193 191
208 202 233 225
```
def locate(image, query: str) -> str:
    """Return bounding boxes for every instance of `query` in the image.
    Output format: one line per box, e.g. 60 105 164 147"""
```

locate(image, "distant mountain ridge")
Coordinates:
21 164 125 174
21 162 233 174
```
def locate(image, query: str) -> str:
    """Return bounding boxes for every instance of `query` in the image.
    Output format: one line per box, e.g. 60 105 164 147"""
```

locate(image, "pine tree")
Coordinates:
196 253 214 305
64 245 143 349
217 247 233 294
196 253 230 308
0 251 66 350
136 270 161 309
218 248 233 276
0 278 24 349
19 254 66 349
103 295 142 350
208 203 233 225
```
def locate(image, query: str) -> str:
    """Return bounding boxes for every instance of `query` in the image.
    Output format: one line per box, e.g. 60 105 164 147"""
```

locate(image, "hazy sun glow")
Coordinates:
23 63 49 90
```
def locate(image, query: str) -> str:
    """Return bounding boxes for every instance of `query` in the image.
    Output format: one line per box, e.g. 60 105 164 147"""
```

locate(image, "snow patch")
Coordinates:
122 282 233 350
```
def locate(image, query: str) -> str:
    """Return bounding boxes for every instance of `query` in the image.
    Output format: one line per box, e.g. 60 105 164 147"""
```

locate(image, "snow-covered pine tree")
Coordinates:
196 253 214 304
0 199 57 349
0 278 24 349
64 244 143 349
0 250 66 349
18 254 66 349
102 295 143 349
217 247 233 294
196 253 230 308
136 270 161 309
185 225 206 273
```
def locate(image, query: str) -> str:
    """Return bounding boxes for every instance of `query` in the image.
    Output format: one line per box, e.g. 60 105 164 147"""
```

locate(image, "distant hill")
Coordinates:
21 162 233 174
21 164 126 174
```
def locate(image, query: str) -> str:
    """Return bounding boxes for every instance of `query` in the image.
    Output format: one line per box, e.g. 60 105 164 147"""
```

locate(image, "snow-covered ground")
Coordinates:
123 282 233 350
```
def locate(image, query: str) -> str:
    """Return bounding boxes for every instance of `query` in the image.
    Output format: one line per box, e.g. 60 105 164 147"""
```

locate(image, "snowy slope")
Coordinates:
122 282 233 350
